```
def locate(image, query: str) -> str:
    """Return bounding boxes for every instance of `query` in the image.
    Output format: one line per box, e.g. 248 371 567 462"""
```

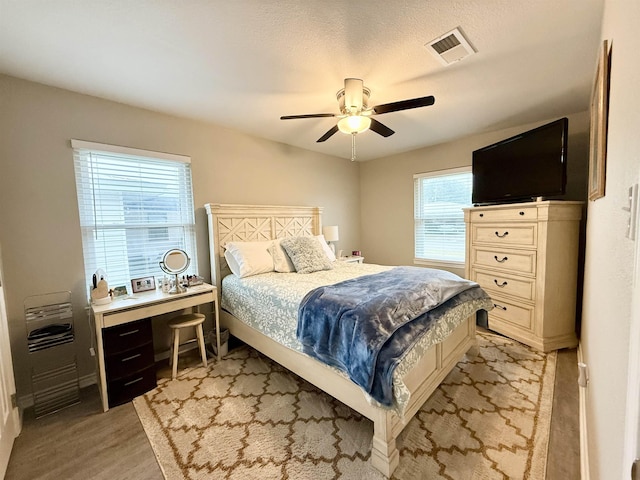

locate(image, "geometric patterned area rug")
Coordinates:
133 330 556 479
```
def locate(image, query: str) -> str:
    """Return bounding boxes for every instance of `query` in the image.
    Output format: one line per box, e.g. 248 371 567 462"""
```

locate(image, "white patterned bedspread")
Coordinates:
221 262 491 415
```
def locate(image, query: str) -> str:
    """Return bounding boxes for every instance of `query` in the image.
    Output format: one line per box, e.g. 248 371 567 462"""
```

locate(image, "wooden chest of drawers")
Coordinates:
103 317 156 407
464 201 583 351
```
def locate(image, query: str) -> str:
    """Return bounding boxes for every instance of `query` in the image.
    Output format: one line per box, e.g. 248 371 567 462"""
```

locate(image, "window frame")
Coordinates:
71 140 197 299
413 166 472 269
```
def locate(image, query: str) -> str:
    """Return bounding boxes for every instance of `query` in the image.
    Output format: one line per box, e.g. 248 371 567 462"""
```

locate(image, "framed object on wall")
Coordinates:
588 39 611 201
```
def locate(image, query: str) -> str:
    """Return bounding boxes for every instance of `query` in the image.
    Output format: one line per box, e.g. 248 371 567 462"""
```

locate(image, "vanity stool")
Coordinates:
168 312 207 379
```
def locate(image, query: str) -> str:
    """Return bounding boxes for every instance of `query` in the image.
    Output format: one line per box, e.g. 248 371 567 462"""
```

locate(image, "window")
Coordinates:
72 140 196 296
414 167 472 266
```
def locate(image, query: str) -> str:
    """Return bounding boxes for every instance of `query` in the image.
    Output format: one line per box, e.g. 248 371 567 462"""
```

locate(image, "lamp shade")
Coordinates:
323 225 339 242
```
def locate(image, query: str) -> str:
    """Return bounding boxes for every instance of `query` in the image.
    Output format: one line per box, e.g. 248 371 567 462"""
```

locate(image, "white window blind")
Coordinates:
72 140 197 295
414 168 472 265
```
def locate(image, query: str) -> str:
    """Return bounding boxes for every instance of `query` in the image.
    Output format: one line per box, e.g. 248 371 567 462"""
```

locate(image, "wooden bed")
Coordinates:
204 203 476 477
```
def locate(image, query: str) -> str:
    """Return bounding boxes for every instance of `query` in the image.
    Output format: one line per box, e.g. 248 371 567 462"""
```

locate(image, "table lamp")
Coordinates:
323 225 339 255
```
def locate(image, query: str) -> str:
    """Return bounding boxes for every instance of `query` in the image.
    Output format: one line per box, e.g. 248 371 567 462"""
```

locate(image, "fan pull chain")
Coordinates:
351 132 357 161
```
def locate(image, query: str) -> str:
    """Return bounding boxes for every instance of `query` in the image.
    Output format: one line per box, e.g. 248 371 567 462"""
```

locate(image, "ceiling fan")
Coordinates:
280 78 435 160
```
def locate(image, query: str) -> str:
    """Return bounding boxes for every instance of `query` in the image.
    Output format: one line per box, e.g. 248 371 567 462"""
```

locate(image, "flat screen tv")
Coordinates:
472 117 568 205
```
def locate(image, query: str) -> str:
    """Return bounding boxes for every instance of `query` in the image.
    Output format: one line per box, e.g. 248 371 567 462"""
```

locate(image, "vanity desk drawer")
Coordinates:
103 317 152 355
105 341 154 380
107 365 157 407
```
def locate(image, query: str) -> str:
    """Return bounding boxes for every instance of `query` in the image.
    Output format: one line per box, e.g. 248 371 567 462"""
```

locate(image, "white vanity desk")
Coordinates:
92 283 219 412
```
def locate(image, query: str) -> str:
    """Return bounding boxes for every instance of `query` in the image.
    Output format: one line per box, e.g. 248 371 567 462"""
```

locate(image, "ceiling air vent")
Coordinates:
426 27 475 66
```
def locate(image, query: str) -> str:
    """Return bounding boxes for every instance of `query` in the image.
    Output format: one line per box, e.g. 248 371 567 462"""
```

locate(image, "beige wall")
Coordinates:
582 1 640 478
0 74 361 399
359 111 590 276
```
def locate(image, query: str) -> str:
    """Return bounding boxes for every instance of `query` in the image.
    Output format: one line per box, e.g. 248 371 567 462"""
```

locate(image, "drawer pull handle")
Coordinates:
494 303 507 311
124 377 144 387
495 231 509 238
119 329 140 337
121 353 142 363
494 279 508 287
519 211 525 216
494 255 508 263
479 213 484 217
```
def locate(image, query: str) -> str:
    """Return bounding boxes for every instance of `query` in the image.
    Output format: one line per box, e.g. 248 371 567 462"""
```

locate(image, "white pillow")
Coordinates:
223 241 274 278
224 249 242 276
316 234 336 262
270 239 296 273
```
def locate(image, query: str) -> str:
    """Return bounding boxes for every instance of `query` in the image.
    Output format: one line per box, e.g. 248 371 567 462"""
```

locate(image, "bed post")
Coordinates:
204 203 222 300
371 410 399 477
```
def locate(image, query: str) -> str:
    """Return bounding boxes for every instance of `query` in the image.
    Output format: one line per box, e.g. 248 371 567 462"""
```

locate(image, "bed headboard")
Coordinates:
204 203 323 294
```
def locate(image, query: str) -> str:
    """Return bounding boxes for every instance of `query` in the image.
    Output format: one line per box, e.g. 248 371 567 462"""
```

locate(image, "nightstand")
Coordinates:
339 256 364 264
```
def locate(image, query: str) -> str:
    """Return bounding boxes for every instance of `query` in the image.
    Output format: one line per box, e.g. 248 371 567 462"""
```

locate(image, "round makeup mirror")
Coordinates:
159 249 190 294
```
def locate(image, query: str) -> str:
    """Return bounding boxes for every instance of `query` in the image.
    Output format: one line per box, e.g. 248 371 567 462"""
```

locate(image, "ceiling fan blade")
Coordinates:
280 113 337 120
373 95 435 115
369 118 395 137
316 125 339 142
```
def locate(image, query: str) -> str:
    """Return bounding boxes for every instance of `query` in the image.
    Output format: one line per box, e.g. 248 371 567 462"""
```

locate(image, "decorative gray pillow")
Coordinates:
280 236 333 274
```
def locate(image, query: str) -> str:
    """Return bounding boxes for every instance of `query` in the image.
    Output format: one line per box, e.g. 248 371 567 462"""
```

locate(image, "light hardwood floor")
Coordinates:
5 344 580 479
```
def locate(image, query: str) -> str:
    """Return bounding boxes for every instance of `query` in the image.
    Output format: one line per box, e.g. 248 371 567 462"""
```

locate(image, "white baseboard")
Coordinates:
79 372 97 388
577 343 590 480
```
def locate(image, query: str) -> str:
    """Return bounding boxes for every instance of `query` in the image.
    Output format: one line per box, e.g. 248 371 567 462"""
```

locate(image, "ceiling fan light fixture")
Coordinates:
337 115 371 134
281 77 435 152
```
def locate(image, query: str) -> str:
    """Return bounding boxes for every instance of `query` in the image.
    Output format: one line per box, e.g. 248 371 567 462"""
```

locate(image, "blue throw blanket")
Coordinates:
297 266 489 405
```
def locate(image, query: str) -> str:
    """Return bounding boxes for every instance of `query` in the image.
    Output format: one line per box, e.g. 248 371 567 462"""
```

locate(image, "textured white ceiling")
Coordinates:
0 0 604 161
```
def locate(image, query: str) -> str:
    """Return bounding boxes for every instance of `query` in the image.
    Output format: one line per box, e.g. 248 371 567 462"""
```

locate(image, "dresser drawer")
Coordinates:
107 364 157 407
470 247 536 276
472 269 535 301
470 206 537 222
105 341 154 381
489 295 534 330
472 224 537 247
103 318 152 355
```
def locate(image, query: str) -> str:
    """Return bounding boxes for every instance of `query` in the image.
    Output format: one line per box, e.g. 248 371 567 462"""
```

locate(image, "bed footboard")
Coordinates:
220 309 476 477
